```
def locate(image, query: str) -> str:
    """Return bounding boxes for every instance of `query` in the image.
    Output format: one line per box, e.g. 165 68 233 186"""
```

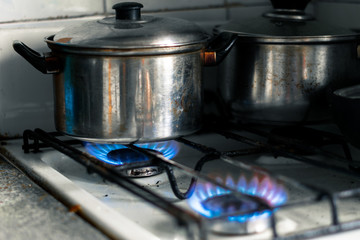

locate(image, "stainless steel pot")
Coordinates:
215 0 360 125
13 2 236 143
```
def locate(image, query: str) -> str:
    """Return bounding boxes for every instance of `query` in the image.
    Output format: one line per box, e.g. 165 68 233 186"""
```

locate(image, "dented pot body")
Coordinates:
49 41 204 143
218 40 360 124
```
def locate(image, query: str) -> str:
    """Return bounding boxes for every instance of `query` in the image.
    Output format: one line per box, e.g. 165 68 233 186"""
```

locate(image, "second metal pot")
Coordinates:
215 0 360 125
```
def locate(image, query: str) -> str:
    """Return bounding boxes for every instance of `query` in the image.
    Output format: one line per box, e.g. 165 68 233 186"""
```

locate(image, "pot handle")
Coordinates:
13 41 59 74
204 32 237 66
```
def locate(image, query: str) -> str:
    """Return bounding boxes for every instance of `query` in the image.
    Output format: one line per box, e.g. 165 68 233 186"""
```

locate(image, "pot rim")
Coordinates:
236 35 360 44
45 35 207 56
213 30 360 44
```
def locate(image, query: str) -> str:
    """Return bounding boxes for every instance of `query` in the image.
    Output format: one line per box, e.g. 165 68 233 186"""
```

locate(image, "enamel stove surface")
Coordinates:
2 124 360 240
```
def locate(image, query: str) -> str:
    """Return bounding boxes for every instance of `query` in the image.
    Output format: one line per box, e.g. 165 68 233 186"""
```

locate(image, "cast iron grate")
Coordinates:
22 124 360 240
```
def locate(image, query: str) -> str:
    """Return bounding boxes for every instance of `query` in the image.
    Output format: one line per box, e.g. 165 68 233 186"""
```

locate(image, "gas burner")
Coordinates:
202 194 259 217
107 148 148 163
84 141 180 177
187 174 287 235
107 148 164 177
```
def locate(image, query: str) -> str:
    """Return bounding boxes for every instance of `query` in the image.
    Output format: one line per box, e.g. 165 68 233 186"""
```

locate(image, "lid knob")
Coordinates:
270 0 311 11
112 2 143 21
264 0 313 21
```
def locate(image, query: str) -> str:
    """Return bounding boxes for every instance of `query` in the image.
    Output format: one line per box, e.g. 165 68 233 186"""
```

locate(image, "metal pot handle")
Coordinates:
204 32 237 66
13 41 59 74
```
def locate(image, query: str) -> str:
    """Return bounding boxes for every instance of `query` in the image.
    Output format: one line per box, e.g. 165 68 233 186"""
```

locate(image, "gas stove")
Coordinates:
1 121 360 240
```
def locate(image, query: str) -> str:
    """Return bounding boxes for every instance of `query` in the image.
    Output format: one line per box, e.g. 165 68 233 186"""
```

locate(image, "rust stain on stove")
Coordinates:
21 183 32 189
38 194 48 202
69 204 81 213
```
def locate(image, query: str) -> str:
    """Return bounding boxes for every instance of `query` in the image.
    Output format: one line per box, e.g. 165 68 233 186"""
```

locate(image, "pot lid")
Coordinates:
215 0 360 43
52 2 210 49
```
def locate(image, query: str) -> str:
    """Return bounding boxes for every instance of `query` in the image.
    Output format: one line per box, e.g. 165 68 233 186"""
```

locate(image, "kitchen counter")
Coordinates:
0 156 107 240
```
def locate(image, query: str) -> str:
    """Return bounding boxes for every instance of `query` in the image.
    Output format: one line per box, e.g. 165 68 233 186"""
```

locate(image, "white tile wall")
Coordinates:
151 8 227 23
2 0 360 23
227 5 272 20
0 0 103 23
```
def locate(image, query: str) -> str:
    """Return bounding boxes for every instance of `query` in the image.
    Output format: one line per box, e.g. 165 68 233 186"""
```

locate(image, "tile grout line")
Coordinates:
103 0 107 15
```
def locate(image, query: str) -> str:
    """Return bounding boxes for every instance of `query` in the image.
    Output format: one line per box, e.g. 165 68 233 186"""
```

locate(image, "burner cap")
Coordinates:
125 166 163 178
202 194 259 217
107 148 163 177
202 193 271 235
84 140 179 165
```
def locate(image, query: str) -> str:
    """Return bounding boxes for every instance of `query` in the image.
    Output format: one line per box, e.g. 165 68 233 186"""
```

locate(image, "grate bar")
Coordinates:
216 129 360 179
23 128 206 240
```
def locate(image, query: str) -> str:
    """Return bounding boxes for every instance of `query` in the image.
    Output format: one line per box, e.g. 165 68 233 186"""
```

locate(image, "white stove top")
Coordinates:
2 126 360 240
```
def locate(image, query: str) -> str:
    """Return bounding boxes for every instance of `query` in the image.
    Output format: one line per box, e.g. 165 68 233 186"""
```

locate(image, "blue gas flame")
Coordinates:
187 174 287 223
84 141 180 165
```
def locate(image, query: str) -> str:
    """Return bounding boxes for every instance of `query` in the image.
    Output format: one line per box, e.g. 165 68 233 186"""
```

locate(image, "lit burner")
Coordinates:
84 141 179 165
187 174 287 235
106 148 148 163
84 141 180 177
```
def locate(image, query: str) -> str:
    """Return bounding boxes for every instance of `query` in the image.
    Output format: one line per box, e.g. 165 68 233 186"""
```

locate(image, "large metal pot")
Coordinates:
13 2 236 143
215 0 360 125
